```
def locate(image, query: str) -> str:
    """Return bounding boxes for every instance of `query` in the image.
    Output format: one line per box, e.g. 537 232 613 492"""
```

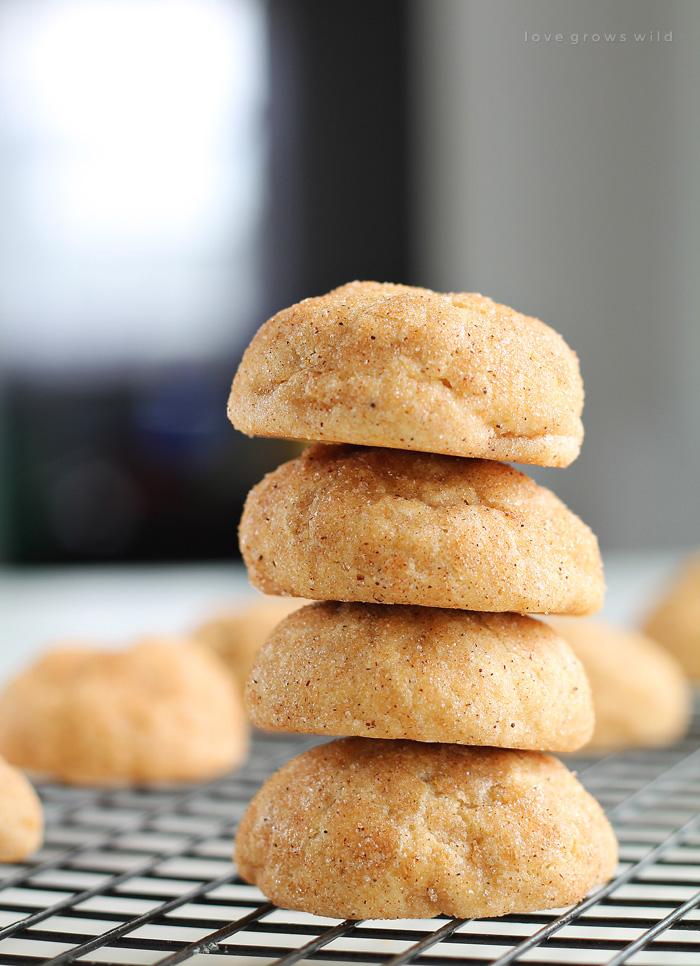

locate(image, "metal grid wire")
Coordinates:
2 715 700 966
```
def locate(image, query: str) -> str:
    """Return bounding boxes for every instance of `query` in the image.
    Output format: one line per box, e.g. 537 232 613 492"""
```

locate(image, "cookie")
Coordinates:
240 444 605 615
548 619 691 751
0 756 43 862
194 596 307 695
246 603 594 751
0 638 249 785
228 281 584 467
234 737 617 920
643 554 700 679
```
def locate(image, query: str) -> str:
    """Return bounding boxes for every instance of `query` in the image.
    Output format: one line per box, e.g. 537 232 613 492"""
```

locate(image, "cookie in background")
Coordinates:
0 638 249 785
547 619 691 752
643 553 700 680
0 756 43 862
194 595 308 696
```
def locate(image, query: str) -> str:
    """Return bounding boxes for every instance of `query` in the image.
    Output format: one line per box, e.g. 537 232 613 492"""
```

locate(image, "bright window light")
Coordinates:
0 0 268 369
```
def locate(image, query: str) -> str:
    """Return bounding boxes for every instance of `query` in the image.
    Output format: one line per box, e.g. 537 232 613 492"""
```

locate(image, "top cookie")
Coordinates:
228 281 584 467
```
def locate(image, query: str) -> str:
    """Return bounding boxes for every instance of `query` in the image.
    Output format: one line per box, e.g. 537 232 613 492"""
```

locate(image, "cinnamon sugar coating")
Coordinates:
246 603 594 751
239 445 605 615
234 738 618 920
228 281 584 467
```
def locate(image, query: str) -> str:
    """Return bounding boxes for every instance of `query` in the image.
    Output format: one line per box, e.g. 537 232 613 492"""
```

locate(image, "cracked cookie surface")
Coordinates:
246 603 593 751
234 737 618 919
228 281 584 467
239 444 604 615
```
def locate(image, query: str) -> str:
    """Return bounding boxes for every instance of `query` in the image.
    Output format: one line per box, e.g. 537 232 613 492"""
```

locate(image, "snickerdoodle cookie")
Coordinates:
228 281 584 467
0 639 249 785
549 619 690 751
643 554 700 680
234 738 618 920
0 756 43 862
246 603 593 751
239 444 604 615
194 596 307 696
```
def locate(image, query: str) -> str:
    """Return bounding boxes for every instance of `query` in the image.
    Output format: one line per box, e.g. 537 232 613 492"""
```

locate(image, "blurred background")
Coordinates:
0 0 698 567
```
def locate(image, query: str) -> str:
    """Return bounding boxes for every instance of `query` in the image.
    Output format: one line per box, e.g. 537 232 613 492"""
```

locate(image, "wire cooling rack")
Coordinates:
1 716 700 966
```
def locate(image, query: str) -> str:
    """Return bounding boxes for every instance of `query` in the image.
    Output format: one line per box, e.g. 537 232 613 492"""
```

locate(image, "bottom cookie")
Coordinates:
234 738 617 920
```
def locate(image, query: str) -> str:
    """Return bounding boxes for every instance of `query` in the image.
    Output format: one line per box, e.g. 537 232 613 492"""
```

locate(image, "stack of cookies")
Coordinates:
228 282 617 920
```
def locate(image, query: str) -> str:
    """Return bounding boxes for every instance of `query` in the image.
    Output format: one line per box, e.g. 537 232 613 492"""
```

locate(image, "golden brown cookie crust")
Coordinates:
228 281 584 467
0 756 43 862
234 738 618 920
246 603 594 751
239 444 605 615
0 639 249 785
643 554 700 679
194 596 308 696
549 619 691 751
